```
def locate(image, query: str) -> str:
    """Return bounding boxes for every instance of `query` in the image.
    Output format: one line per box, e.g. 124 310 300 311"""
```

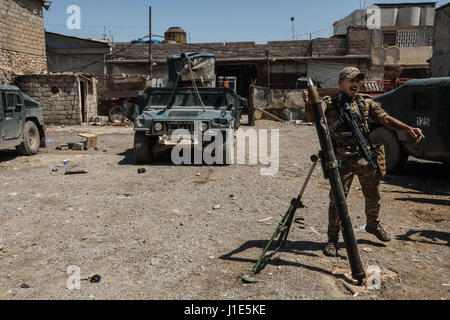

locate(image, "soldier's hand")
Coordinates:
407 127 425 143
303 90 309 105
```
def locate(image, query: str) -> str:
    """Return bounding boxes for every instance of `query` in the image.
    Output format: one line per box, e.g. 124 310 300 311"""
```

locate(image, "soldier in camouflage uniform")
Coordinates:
305 67 424 257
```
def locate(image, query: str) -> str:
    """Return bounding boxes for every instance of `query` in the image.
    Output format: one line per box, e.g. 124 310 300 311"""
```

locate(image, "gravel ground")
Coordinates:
0 121 448 300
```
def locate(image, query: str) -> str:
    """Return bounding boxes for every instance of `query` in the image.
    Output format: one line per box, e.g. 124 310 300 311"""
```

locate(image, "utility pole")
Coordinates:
149 6 152 78
266 50 270 88
291 17 295 40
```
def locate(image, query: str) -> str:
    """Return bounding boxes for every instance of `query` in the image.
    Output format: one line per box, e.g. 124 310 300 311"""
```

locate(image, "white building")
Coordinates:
333 2 436 79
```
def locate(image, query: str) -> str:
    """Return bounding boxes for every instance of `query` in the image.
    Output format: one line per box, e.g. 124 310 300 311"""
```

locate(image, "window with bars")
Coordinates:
396 30 419 47
266 63 307 74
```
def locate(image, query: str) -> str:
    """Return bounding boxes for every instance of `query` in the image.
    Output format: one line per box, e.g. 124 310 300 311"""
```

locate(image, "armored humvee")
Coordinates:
0 85 46 155
370 77 450 172
133 52 244 164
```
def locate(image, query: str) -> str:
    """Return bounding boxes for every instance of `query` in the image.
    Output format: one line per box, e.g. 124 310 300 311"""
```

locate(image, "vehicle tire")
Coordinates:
370 127 408 173
134 131 152 164
16 121 40 156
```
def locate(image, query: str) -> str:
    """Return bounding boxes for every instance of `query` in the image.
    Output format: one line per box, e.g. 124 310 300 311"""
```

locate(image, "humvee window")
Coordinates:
15 94 23 106
148 92 171 107
147 91 231 109
6 93 15 111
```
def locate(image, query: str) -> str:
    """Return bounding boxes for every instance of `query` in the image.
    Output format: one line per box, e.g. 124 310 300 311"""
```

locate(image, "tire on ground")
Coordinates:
370 126 408 173
16 120 40 156
134 131 152 163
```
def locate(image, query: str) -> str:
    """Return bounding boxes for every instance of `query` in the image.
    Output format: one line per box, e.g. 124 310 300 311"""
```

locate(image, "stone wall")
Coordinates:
0 0 47 84
430 3 450 77
15 74 83 126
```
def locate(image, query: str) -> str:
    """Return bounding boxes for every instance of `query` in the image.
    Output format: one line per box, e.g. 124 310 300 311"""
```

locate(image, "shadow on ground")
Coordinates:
0 150 19 163
219 239 366 284
382 159 450 197
117 148 230 167
396 229 450 246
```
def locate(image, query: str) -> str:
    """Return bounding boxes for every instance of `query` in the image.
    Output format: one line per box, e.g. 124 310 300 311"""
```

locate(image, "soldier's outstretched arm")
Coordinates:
380 115 425 143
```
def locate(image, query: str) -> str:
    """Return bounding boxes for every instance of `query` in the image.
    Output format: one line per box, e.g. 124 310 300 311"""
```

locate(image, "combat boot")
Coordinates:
323 241 338 257
366 223 391 242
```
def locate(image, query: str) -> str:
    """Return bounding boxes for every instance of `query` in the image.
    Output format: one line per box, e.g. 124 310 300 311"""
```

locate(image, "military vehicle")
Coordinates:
370 77 450 172
133 52 244 164
0 85 46 155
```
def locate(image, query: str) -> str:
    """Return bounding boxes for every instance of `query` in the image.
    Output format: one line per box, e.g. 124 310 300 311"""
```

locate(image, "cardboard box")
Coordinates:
78 133 97 148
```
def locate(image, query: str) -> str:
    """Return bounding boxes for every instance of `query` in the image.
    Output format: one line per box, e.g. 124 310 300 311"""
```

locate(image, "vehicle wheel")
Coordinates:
134 132 152 164
16 121 40 156
370 127 408 173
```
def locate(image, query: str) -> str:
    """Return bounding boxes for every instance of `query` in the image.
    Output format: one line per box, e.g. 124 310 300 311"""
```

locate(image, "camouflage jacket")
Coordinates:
321 93 388 158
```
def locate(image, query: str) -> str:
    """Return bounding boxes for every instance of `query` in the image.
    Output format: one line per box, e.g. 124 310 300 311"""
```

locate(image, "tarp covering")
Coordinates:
168 52 216 86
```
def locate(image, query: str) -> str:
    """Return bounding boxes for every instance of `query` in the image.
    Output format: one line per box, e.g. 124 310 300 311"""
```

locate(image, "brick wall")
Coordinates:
15 75 82 125
0 0 47 83
311 38 347 57
347 26 371 55
110 39 341 63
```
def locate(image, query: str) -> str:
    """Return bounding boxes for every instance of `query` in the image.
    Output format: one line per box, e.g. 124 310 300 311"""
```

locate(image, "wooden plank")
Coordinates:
254 107 285 122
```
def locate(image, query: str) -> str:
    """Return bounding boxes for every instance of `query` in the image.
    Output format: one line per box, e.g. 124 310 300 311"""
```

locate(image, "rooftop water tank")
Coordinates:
164 27 187 44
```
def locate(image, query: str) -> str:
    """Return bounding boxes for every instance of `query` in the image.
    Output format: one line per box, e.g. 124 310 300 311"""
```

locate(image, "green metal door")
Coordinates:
1 91 24 140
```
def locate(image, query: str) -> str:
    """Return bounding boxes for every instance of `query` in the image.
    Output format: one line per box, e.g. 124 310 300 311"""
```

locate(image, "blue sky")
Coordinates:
44 0 442 43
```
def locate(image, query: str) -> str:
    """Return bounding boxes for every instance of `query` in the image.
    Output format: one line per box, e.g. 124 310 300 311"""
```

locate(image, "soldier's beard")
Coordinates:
340 86 359 98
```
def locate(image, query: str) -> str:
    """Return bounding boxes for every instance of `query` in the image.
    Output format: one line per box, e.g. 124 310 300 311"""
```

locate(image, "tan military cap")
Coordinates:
339 67 365 80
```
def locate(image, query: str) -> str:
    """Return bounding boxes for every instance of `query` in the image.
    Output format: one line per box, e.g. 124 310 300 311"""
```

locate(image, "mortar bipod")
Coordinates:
242 154 319 283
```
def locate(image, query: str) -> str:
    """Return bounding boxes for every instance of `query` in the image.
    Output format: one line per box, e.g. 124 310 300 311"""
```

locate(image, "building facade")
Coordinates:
0 0 48 84
106 26 371 97
334 2 436 79
46 32 111 75
430 3 450 77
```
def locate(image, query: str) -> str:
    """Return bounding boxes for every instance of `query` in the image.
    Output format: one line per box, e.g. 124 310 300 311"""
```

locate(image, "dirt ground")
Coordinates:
0 120 448 300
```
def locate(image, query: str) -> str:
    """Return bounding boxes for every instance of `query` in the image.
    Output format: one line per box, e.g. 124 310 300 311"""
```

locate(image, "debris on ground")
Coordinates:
78 133 97 149
56 144 69 151
89 275 101 283
64 170 88 175
213 205 221 210
293 120 313 126
258 217 272 223
309 226 320 236
20 283 30 289
294 217 306 228
137 168 146 174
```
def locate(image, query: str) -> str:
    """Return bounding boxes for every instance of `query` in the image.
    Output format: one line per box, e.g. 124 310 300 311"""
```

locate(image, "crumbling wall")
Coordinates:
430 4 450 77
0 0 47 84
251 85 306 120
84 77 99 122
15 74 82 126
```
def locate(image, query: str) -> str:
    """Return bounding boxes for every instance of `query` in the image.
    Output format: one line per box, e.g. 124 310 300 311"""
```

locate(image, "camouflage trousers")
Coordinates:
327 156 381 242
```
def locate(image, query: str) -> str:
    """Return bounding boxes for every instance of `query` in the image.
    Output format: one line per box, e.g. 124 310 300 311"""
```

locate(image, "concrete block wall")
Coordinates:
15 74 82 126
0 0 47 83
347 26 371 55
311 38 347 57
